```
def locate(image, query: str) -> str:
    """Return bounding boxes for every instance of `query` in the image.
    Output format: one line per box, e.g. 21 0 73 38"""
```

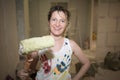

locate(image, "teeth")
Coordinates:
55 29 60 31
54 27 61 31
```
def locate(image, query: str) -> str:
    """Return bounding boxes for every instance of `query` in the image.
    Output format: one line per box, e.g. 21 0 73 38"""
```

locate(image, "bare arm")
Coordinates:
70 40 90 80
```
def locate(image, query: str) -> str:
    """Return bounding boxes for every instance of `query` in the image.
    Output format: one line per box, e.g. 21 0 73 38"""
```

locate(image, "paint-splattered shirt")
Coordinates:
36 38 73 80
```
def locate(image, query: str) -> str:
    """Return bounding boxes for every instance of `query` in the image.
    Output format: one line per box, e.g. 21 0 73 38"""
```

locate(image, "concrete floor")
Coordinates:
71 62 120 80
83 68 120 80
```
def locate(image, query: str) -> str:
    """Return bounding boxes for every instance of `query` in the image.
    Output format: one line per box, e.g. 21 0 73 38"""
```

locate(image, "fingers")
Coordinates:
18 69 28 76
17 69 29 79
26 51 38 63
30 51 38 58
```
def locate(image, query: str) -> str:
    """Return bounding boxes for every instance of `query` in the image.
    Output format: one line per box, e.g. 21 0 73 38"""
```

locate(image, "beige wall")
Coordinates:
96 0 120 61
0 0 19 79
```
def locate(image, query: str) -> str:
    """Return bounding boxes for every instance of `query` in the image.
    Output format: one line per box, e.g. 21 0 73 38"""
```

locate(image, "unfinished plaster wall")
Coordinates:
96 0 120 61
0 0 19 79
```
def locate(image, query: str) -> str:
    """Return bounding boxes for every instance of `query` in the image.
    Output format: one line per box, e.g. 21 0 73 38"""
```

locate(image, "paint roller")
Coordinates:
19 35 55 55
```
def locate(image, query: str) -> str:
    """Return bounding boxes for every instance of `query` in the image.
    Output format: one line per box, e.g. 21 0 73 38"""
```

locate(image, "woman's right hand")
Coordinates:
25 51 39 71
17 69 30 80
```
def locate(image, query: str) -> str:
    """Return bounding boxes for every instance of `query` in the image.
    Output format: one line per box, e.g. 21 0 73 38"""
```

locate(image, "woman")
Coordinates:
17 5 90 80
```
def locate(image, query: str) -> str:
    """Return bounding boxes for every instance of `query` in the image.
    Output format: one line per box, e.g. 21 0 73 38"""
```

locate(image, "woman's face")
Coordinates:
49 11 68 36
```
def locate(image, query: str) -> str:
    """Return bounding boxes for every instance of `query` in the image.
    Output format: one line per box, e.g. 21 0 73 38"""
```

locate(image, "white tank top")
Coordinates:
36 38 73 80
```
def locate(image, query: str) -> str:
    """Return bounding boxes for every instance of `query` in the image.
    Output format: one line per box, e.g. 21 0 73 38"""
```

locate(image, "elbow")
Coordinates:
87 60 90 69
85 59 91 69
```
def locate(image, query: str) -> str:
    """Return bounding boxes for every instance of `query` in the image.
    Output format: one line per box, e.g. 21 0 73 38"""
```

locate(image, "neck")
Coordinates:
50 34 64 41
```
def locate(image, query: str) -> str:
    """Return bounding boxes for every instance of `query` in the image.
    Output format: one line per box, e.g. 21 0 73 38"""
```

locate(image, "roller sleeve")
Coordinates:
19 35 54 54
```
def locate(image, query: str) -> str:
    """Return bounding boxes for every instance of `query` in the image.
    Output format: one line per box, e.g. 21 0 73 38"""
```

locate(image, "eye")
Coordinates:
60 19 65 23
51 18 56 21
62 20 65 22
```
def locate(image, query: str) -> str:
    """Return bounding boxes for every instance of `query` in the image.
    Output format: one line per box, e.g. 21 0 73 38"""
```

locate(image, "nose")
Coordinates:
56 20 60 27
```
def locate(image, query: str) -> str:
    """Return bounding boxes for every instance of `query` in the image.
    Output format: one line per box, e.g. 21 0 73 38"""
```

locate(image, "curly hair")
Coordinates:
48 5 70 21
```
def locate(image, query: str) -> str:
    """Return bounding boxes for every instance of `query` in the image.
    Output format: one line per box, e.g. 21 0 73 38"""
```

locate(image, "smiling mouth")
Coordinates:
54 27 62 31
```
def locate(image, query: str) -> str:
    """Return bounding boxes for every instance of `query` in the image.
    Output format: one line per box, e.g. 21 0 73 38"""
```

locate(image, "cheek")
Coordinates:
62 24 67 29
49 23 53 30
49 24 54 32
49 21 54 27
48 22 52 28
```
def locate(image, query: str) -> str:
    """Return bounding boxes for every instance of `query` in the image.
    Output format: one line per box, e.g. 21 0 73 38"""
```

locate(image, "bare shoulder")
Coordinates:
69 39 85 58
69 39 75 46
69 39 76 48
69 39 90 65
69 39 81 52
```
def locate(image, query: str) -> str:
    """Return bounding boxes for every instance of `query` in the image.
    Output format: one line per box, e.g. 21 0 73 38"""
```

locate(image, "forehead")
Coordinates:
51 11 67 19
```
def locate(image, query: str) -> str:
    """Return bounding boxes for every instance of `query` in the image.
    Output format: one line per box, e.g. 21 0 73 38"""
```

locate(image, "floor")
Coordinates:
71 62 120 80
83 68 120 80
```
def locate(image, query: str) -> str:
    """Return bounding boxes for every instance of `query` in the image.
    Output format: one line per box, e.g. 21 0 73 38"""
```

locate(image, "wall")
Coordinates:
16 0 30 40
96 0 120 61
0 0 19 79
